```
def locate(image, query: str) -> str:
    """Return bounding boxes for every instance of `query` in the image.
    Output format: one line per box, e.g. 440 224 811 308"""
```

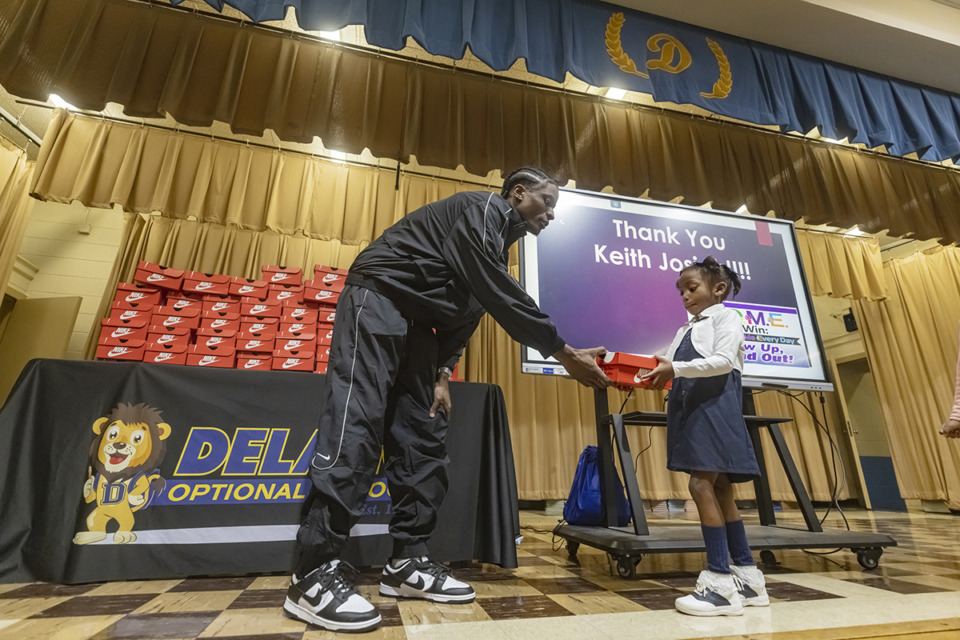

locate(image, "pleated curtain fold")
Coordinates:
7 0 960 244
797 230 887 301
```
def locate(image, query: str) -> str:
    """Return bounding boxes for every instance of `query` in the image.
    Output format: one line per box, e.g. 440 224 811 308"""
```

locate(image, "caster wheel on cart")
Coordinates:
759 549 778 567
615 556 641 579
856 548 882 570
566 541 580 558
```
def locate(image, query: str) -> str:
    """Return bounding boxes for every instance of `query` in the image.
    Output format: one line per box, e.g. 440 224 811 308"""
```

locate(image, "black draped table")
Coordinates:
0 359 519 584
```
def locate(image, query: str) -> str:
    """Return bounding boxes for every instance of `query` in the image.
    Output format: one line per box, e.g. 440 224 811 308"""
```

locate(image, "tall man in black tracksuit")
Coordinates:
284 167 613 633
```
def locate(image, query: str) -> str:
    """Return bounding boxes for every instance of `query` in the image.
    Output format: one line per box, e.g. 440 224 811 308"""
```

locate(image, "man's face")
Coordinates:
514 183 559 236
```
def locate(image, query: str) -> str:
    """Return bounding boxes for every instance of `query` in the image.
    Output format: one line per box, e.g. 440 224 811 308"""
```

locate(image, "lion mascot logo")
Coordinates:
73 402 171 545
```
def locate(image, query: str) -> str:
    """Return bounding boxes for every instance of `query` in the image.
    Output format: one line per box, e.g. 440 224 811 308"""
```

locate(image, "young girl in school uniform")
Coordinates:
643 256 769 616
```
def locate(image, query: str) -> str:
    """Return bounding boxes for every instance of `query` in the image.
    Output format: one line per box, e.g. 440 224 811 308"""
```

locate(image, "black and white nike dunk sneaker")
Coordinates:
284 560 381 632
379 557 476 603
674 569 744 616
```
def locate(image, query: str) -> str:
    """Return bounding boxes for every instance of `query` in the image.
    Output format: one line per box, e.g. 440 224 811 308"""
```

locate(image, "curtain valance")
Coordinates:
173 0 960 163
28 68 960 244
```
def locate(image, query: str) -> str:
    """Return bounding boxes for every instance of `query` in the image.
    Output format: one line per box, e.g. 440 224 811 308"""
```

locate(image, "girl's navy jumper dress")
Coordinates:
666 330 761 483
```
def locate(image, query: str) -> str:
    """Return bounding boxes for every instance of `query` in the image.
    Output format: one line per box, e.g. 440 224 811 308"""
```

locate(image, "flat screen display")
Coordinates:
519 188 832 391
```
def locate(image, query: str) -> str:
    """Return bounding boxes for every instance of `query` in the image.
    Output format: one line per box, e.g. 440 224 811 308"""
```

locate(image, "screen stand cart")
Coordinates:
553 389 897 579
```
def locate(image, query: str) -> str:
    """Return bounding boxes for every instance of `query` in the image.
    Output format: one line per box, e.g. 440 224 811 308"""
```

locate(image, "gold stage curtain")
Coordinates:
854 247 960 509
39 115 875 500
8 0 960 243
32 110 472 243
796 230 887 301
0 137 34 302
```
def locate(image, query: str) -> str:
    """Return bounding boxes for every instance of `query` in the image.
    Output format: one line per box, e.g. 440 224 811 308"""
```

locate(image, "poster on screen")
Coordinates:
519 189 831 391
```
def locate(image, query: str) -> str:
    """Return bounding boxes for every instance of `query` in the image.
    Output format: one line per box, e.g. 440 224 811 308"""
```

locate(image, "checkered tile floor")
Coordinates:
2 507 959 639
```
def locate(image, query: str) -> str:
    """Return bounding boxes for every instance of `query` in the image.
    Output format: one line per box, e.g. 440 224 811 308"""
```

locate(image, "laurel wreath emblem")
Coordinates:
605 13 649 79
604 13 732 99
700 38 732 99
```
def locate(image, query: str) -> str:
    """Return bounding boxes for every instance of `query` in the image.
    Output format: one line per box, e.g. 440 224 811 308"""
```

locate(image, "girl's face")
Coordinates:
676 269 726 317
510 182 559 236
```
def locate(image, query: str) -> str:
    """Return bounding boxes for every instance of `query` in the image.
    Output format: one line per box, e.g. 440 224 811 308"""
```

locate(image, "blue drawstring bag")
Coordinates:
563 445 631 526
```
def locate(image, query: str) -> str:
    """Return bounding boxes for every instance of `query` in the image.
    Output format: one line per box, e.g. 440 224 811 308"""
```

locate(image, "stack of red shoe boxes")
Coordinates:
305 265 346 374
95 262 350 375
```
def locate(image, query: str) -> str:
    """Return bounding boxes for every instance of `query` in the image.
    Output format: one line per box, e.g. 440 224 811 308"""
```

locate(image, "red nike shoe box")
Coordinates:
241 301 281 318
317 327 334 345
144 341 188 365
316 345 331 362
195 334 236 351
187 343 236 368
236 336 274 353
96 342 146 361
183 271 231 296
166 297 203 314
303 283 340 305
202 299 241 316
187 353 236 368
314 361 329 374
153 314 199 332
281 306 319 324
230 277 268 298
239 320 278 338
237 354 273 371
112 283 162 309
266 283 304 305
134 261 184 291
262 265 303 287
314 264 348 276
199 317 241 335
275 337 317 357
104 308 152 328
597 352 671 390
313 267 348 290
278 322 316 339
99 324 148 346
155 304 201 319
272 355 314 371
317 308 337 325
147 332 191 351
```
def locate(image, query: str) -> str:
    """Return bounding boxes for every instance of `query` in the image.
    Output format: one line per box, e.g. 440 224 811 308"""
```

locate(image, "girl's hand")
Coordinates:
940 418 960 438
642 356 674 390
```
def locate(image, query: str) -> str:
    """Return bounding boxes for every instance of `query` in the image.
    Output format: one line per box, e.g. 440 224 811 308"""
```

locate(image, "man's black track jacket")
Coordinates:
345 191 566 370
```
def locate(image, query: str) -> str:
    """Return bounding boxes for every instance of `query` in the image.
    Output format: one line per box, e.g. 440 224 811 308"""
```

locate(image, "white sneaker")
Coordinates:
732 564 770 606
283 560 381 632
379 557 476 603
675 570 744 616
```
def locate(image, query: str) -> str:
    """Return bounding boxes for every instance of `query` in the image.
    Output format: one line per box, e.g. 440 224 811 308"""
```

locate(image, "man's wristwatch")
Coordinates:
437 366 453 379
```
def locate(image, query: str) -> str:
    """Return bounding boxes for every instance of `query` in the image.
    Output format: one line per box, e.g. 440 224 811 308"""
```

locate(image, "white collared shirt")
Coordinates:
663 303 745 378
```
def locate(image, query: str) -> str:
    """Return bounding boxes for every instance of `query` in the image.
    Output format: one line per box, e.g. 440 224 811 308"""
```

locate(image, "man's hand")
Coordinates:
940 418 960 438
641 355 674 390
552 345 613 389
431 368 453 418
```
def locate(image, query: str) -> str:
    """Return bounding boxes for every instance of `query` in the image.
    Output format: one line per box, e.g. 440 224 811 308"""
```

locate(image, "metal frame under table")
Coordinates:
553 390 897 578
